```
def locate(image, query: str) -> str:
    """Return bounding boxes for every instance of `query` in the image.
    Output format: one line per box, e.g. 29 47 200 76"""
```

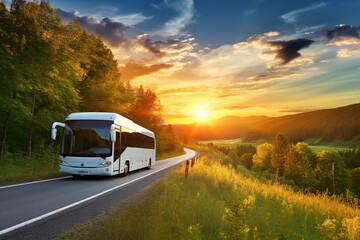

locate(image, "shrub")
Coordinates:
349 168 360 197
240 153 253 170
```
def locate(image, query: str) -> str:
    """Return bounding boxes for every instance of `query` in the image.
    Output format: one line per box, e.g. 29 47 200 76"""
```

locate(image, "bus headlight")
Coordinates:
99 161 112 167
59 160 68 166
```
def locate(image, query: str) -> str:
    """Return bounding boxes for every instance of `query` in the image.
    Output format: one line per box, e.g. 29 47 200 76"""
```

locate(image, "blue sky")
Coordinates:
49 0 360 47
5 0 359 123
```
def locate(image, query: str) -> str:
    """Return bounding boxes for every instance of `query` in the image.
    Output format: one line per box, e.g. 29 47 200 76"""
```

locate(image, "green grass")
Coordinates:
0 145 63 186
305 136 360 149
200 137 357 153
199 138 265 148
308 146 353 153
55 145 360 240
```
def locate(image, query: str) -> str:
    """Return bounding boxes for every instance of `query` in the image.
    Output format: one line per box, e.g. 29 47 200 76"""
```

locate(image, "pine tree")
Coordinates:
272 132 290 178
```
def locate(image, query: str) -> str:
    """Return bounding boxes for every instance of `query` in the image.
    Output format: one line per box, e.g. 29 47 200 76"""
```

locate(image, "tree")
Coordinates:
252 142 273 171
349 168 360 197
228 148 241 166
2 1 80 158
315 151 349 195
240 153 253 170
128 85 163 131
272 133 290 178
285 142 316 188
338 149 360 170
0 2 25 159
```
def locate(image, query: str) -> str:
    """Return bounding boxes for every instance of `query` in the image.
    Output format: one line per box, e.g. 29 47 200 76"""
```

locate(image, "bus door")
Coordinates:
113 130 121 173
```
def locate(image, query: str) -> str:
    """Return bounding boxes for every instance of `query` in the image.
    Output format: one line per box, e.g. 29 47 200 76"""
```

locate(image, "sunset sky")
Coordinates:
5 0 360 123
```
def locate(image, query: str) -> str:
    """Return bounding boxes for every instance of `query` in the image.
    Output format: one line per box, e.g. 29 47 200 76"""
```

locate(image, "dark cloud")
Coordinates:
140 38 193 57
325 25 360 41
57 9 130 48
248 33 314 64
267 39 314 64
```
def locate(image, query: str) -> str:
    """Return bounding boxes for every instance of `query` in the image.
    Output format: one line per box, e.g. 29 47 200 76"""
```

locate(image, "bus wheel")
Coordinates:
122 162 129 176
146 158 151 170
72 174 81 179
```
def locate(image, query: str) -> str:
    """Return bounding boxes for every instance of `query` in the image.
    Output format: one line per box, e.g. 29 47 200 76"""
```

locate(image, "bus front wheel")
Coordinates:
122 162 129 176
146 158 151 170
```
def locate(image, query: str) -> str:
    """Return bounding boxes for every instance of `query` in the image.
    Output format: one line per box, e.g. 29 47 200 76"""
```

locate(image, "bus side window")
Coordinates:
114 131 121 160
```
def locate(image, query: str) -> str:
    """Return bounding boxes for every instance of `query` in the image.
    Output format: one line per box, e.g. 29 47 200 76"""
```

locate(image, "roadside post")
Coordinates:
185 160 190 177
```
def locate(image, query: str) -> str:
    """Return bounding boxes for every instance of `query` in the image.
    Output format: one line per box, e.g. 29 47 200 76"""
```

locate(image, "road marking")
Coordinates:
0 176 72 190
0 150 196 236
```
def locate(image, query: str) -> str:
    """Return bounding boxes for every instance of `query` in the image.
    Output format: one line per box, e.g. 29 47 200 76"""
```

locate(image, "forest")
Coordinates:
206 133 360 198
0 1 182 164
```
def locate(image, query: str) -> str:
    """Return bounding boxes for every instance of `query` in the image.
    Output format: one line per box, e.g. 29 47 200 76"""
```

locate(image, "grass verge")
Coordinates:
55 145 360 240
0 145 63 186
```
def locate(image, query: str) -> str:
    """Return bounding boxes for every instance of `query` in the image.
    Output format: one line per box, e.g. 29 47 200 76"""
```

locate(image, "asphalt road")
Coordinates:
0 148 197 240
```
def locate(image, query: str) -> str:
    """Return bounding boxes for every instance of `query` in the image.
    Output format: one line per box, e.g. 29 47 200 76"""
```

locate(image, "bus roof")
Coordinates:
65 112 155 138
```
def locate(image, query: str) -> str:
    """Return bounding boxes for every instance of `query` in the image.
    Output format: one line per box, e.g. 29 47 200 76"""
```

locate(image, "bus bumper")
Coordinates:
59 165 113 176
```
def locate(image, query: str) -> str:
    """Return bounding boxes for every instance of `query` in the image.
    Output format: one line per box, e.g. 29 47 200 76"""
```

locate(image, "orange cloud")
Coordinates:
119 60 173 82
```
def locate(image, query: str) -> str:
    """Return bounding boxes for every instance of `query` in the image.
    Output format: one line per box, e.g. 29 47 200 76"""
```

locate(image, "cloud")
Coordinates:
337 48 360 57
325 25 360 46
152 0 195 37
249 72 303 82
326 25 360 41
139 37 194 57
119 60 173 81
58 9 131 48
112 13 152 26
266 39 315 64
158 87 200 95
324 25 360 57
248 33 314 64
280 2 328 23
225 106 249 110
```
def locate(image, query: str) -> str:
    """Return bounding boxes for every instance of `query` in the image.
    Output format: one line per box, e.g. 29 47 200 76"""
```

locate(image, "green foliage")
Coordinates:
349 168 360 198
252 142 273 171
315 151 349 195
339 149 360 170
272 132 290 177
0 143 61 184
239 152 253 170
285 142 317 189
0 0 181 164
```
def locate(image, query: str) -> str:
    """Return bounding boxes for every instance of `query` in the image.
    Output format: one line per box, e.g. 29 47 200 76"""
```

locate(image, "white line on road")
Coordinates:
0 152 195 236
0 176 72 190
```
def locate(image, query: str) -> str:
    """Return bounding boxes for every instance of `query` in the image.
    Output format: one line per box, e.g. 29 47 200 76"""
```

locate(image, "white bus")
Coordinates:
51 112 156 178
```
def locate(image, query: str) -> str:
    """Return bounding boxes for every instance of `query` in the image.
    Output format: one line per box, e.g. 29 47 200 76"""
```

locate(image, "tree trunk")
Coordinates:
0 109 11 160
26 93 36 159
332 161 335 194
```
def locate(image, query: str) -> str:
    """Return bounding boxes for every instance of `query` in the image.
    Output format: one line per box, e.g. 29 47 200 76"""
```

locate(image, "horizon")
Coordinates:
4 0 360 124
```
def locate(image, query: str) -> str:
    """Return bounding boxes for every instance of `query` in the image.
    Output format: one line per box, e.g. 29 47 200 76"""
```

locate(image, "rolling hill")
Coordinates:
173 103 360 142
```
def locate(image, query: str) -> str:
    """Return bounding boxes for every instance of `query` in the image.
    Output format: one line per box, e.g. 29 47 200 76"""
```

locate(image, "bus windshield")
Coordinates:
61 120 113 157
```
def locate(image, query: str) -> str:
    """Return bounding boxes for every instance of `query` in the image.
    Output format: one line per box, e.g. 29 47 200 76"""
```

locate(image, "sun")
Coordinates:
196 110 208 120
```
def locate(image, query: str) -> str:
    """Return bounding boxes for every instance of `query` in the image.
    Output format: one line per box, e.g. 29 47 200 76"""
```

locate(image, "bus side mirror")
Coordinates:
110 130 116 142
51 128 57 140
51 122 65 140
